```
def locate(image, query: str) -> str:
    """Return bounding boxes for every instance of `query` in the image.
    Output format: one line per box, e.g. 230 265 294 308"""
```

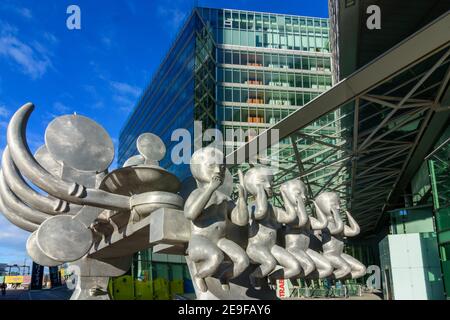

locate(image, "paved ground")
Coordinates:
0 288 382 300
0 287 73 300
285 293 383 300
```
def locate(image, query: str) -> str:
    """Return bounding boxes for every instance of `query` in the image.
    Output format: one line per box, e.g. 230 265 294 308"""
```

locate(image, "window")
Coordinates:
248 14 254 30
280 34 287 49
240 13 247 29
303 75 311 88
233 107 240 121
217 68 223 82
225 107 232 121
240 30 249 46
256 15 262 31
232 30 240 45
225 69 232 82
217 50 224 64
224 29 232 45
225 87 232 101
233 51 240 65
248 31 256 47
241 108 248 122
224 50 232 64
302 56 309 70
233 88 240 103
293 35 302 50
232 12 239 29
263 53 271 67
287 56 294 69
241 52 248 65
233 70 240 83
241 89 248 103
296 93 303 105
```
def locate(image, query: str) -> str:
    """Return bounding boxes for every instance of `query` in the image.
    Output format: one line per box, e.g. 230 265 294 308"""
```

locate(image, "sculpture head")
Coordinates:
243 167 274 198
280 178 307 204
315 191 341 222
190 147 225 187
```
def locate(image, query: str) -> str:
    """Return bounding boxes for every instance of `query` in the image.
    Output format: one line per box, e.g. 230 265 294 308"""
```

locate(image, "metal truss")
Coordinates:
226 12 450 234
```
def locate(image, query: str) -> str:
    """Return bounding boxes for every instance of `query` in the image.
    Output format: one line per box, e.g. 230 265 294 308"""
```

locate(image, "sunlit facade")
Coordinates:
118 7 332 181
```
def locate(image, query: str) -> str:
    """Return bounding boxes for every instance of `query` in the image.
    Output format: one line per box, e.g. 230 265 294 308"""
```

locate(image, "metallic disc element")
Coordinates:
99 165 181 196
123 154 145 167
36 215 93 262
26 231 62 267
35 145 62 178
137 133 166 161
45 115 114 172
131 191 184 218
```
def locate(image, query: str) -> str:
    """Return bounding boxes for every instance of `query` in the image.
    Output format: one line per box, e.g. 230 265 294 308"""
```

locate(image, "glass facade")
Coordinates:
206 7 332 161
119 11 200 180
429 128 450 297
119 7 332 180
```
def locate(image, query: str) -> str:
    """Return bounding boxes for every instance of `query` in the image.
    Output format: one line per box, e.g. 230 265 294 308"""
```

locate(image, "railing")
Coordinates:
289 284 363 298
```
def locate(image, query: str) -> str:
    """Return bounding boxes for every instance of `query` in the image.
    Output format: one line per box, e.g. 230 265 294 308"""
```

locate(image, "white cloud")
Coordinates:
43 32 58 45
157 5 187 34
0 21 53 79
16 7 32 19
53 102 70 113
109 81 141 113
101 36 113 48
110 81 141 98
0 4 33 20
0 105 9 118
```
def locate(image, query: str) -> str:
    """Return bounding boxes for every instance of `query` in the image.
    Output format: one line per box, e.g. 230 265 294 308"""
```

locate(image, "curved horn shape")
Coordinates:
0 188 38 232
0 171 50 224
7 103 130 211
2 147 68 214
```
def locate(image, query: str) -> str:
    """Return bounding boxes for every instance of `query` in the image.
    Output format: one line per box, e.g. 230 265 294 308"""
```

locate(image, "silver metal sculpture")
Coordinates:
0 103 366 300
314 192 367 279
243 167 301 287
184 147 249 292
281 179 334 279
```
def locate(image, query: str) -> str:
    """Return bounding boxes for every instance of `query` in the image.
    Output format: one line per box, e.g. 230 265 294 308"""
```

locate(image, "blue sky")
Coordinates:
0 0 328 268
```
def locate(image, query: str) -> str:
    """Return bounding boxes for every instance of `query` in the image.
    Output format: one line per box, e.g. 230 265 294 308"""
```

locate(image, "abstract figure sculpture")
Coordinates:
281 179 333 279
315 192 367 279
243 167 301 288
184 147 249 292
0 103 366 300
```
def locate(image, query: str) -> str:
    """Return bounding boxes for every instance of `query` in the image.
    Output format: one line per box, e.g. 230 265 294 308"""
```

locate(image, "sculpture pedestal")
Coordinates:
186 259 278 300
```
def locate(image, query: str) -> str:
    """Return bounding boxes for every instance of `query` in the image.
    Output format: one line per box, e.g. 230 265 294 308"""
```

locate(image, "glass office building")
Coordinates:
118 7 332 181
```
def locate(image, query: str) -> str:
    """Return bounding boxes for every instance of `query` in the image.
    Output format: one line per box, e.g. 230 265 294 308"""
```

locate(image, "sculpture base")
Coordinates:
186 258 279 300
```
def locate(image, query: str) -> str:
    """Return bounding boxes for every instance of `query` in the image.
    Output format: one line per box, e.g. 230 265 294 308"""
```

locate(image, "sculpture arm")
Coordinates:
184 187 215 221
0 194 38 232
2 147 68 214
276 188 300 224
310 200 328 230
254 184 268 220
230 185 249 226
344 210 360 237
328 209 344 235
